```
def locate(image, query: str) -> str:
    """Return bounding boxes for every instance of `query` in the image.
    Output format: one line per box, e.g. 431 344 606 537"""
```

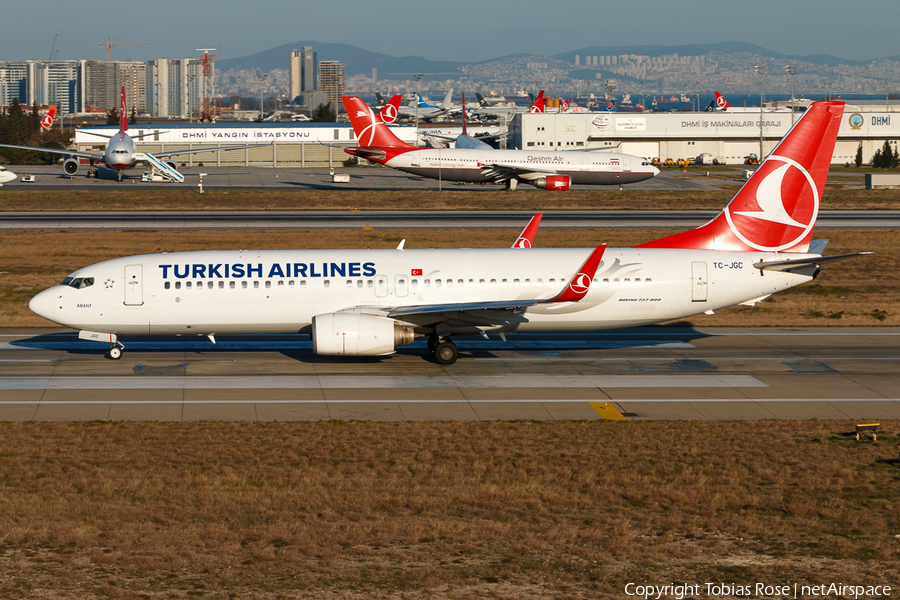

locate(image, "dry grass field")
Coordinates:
0 420 896 599
0 185 897 212
0 227 892 328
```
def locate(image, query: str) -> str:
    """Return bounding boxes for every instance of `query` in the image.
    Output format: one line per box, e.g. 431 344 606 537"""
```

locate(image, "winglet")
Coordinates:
544 244 607 303
512 214 543 248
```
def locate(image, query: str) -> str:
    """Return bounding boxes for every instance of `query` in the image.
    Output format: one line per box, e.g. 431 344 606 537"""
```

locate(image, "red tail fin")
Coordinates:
637 101 845 253
343 96 412 148
714 91 731 110
40 105 57 129
119 86 128 133
512 214 543 248
529 90 545 113
461 91 468 135
378 94 402 124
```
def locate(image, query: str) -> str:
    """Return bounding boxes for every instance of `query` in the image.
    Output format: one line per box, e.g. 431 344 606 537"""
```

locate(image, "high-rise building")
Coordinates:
26 60 78 115
318 60 344 112
289 49 302 103
300 46 317 93
146 58 207 118
0 62 27 107
78 60 146 114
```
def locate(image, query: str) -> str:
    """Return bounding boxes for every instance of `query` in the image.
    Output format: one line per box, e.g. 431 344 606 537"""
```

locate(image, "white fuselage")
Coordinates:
30 247 814 338
384 148 659 185
0 166 16 184
101 133 138 171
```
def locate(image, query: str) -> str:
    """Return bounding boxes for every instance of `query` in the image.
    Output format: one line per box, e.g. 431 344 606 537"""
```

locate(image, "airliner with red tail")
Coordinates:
708 91 791 113
342 95 658 190
0 87 266 182
29 101 868 365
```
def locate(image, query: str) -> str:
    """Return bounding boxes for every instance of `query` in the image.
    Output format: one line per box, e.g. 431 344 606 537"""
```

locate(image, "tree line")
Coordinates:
0 99 72 165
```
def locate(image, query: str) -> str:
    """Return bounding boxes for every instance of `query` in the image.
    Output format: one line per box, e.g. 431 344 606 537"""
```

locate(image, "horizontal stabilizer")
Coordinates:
753 252 872 272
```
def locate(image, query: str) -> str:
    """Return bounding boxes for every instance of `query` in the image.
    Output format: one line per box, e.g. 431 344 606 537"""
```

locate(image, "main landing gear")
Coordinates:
427 334 459 365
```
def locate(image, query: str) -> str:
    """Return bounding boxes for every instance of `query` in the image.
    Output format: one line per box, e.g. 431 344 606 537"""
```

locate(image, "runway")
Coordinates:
3 209 898 230
2 327 899 422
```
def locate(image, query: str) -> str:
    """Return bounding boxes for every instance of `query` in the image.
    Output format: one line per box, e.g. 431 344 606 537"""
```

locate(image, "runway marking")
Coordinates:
0 375 766 390
588 402 627 420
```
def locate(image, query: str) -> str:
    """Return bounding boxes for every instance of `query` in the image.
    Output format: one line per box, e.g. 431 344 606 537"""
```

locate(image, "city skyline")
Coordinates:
3 0 900 65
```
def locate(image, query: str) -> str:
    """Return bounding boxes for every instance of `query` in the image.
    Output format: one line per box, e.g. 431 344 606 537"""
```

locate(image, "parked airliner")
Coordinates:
341 95 658 190
0 166 16 186
0 88 266 182
29 102 867 365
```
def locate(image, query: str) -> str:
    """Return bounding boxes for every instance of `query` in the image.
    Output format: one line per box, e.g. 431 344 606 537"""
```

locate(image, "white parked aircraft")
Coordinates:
341 95 658 190
0 87 268 182
0 165 16 186
29 101 868 364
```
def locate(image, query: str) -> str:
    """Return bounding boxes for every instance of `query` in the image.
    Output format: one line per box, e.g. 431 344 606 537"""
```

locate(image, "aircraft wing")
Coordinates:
480 162 561 180
0 143 103 161
350 245 606 330
152 142 273 158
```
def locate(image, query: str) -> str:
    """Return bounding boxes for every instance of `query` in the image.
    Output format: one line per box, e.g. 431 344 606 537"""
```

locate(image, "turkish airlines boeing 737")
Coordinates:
341 95 659 190
29 102 868 365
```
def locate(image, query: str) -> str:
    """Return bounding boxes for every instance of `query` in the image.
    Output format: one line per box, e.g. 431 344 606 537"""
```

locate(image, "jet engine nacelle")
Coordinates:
63 158 79 175
166 161 177 171
531 174 571 191
312 312 415 356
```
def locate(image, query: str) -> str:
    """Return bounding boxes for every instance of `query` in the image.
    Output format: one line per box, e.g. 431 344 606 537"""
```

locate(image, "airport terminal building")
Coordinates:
509 104 900 165
73 123 418 168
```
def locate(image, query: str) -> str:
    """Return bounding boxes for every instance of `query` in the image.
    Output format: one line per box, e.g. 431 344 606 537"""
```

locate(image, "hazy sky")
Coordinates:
7 0 899 63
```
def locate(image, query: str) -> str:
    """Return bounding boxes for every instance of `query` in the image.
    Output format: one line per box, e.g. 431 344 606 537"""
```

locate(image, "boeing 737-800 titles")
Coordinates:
0 88 267 182
341 95 658 190
30 102 868 365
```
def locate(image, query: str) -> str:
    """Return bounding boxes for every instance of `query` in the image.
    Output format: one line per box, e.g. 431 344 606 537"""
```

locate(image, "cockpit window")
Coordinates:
64 277 94 289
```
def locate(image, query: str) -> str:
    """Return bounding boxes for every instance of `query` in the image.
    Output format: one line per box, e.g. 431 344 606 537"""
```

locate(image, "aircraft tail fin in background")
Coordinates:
377 94 402 124
342 96 414 149
637 101 845 253
40 105 57 129
119 86 128 133
714 91 731 110
529 90 545 113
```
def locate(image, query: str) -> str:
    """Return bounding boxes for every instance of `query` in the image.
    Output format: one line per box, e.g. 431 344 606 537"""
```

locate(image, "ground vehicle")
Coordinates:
20 173 35 182
746 153 760 165
663 158 676 167
141 171 175 183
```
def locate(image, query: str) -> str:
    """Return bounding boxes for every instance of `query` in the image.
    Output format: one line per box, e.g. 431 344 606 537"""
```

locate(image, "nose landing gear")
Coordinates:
106 341 124 360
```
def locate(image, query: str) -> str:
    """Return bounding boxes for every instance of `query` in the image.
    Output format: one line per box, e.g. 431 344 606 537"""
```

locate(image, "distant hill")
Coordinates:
217 40 880 77
553 42 868 67
217 41 466 76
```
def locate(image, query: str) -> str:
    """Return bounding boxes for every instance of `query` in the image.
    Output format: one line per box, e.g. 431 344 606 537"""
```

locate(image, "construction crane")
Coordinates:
99 38 151 62
49 34 58 60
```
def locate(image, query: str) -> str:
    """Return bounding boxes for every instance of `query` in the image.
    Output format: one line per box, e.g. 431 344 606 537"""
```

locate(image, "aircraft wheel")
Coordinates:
107 346 122 360
433 340 458 365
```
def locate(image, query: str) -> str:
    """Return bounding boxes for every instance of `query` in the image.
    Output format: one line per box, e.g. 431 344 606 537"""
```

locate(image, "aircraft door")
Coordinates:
394 274 408 297
375 275 388 298
124 264 143 306
620 156 631 172
691 261 708 302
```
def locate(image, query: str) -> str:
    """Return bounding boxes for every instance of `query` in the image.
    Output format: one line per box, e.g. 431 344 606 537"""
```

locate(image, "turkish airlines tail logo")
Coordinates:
378 94 401 124
529 90 545 113
40 106 56 129
714 92 731 110
637 101 845 253
342 96 412 148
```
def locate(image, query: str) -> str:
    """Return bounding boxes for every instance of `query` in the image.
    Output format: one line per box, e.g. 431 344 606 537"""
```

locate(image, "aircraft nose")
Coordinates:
29 289 55 322
651 165 660 176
